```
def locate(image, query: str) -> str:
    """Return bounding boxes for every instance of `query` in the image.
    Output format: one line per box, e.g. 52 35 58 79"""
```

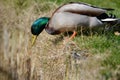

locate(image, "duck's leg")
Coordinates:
63 31 77 45
68 31 77 40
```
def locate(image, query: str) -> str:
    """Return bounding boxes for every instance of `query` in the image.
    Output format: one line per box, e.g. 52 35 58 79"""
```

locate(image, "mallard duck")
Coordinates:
31 2 119 45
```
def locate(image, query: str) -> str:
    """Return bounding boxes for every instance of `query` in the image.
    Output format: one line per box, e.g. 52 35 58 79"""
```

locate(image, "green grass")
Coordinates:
74 33 120 67
74 33 120 80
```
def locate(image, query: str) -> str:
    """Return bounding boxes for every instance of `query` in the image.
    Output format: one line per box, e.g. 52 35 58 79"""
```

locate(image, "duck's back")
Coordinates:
45 2 112 34
49 12 103 31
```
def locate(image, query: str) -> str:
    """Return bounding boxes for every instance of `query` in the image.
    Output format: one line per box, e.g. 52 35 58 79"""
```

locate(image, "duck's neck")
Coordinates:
45 24 61 35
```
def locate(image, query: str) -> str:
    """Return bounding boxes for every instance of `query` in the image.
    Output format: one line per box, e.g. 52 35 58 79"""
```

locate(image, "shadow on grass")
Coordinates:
0 67 13 80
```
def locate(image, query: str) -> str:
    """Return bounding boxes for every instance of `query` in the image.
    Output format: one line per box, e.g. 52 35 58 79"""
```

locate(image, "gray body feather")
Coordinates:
45 2 118 34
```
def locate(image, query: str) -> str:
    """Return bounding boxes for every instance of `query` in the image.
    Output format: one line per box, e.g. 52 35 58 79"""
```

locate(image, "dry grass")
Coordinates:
0 1 115 80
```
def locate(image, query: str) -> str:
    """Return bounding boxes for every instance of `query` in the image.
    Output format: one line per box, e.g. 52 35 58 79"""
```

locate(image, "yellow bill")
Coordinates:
31 35 37 46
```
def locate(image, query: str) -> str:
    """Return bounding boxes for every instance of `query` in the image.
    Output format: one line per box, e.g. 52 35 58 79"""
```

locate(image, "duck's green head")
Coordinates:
31 17 50 46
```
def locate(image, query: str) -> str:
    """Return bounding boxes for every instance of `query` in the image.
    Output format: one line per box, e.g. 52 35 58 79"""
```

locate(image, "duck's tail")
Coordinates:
98 13 120 24
102 18 120 32
97 13 116 21
101 18 120 22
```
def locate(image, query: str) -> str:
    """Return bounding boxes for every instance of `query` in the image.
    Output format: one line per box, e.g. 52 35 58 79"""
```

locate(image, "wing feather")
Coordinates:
54 2 114 16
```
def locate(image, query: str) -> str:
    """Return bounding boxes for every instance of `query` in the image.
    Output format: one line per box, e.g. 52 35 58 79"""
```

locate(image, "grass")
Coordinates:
74 33 120 79
0 0 120 80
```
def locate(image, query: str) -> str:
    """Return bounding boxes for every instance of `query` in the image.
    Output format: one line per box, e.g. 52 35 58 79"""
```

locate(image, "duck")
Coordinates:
31 2 119 46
